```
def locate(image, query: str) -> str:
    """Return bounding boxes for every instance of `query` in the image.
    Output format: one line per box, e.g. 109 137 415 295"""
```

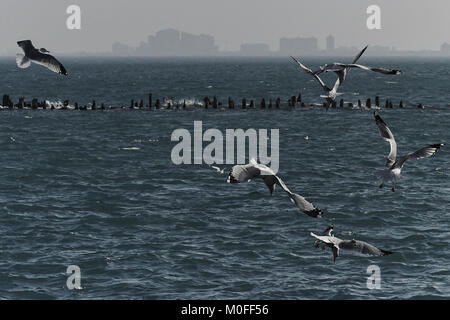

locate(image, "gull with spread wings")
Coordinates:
16 40 68 76
313 63 401 76
290 45 368 103
374 112 443 191
311 226 392 263
227 159 323 217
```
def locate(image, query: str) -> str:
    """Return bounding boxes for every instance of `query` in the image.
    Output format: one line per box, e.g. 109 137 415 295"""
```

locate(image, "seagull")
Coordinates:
291 45 368 102
227 159 323 217
314 63 401 76
290 56 342 102
311 227 392 263
16 40 67 75
374 112 443 191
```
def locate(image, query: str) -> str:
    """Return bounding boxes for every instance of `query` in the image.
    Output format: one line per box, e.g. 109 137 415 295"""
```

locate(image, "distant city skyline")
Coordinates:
2 1 450 56
111 29 450 57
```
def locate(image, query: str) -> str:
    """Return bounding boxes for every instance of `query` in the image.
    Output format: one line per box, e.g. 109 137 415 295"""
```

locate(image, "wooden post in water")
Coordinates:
242 98 246 109
366 98 371 108
290 96 296 107
399 100 404 108
375 96 380 107
32 98 38 109
18 97 24 109
149 93 152 109
261 98 266 109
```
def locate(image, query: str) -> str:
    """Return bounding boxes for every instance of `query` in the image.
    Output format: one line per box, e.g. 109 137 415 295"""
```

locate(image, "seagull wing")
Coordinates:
252 161 280 195
311 232 341 262
393 144 444 169
352 45 369 64
337 63 401 75
290 56 331 92
16 54 31 68
226 162 261 183
333 45 369 88
338 239 392 256
261 175 277 195
310 233 335 244
374 112 397 168
29 51 68 76
332 246 339 263
273 175 292 194
330 72 344 94
288 192 323 217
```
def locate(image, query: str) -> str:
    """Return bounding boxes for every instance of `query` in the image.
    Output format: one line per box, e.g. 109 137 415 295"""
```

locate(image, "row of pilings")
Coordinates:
1 93 424 110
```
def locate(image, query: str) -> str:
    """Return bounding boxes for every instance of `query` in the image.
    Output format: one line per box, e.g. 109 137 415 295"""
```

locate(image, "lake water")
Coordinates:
0 57 449 299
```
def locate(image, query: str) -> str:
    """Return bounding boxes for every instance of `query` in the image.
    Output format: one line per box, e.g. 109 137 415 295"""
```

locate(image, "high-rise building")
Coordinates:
441 42 450 54
145 29 218 56
326 35 335 52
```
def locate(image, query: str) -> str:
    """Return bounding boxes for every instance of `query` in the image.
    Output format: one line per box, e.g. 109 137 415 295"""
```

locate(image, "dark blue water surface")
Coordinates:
0 57 449 299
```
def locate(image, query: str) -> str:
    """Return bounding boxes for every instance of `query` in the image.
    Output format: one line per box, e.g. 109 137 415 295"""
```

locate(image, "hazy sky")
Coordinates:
0 0 448 54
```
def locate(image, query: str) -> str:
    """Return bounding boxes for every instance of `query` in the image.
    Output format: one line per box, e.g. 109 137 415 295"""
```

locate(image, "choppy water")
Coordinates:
0 58 449 299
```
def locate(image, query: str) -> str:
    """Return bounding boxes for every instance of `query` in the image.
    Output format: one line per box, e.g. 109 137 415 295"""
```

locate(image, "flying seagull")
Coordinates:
290 56 342 102
311 226 392 263
227 159 323 217
291 45 368 102
374 112 443 191
16 40 67 75
313 63 401 76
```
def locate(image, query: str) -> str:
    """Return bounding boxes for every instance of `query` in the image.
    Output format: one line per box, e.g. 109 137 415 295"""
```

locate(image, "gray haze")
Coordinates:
0 0 449 55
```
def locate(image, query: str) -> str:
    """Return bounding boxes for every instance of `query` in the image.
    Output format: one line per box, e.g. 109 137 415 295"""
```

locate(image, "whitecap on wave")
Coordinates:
121 147 141 151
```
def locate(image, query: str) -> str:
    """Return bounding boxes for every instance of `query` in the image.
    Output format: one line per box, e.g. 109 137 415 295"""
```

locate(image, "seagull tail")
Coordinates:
380 249 393 256
16 53 31 69
306 207 324 218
